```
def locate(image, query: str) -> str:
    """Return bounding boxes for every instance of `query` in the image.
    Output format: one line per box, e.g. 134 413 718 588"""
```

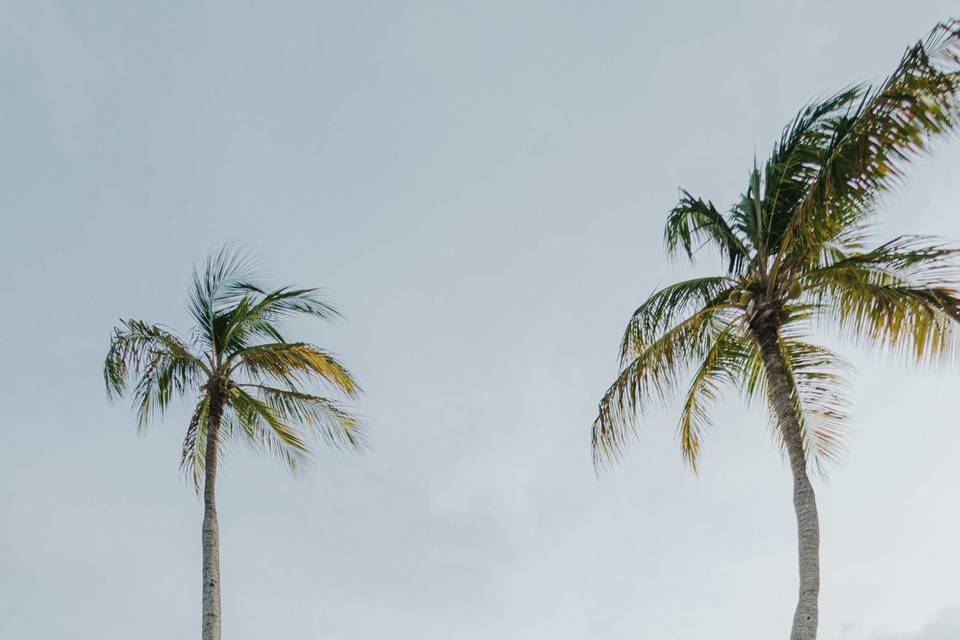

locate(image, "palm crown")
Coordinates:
104 248 364 488
593 21 960 471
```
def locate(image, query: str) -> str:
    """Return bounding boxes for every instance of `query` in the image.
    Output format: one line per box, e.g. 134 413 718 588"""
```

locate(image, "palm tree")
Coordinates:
104 248 364 640
592 21 960 640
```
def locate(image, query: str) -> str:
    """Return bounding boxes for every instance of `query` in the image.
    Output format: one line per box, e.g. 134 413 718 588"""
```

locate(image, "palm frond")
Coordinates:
104 320 206 428
752 88 865 258
594 302 739 466
227 386 312 471
218 286 342 356
677 326 755 470
230 342 361 397
240 384 366 451
620 276 736 364
230 284 341 322
810 234 960 280
775 20 960 269
187 245 258 355
664 190 751 274
180 394 210 493
804 237 960 362
774 338 850 472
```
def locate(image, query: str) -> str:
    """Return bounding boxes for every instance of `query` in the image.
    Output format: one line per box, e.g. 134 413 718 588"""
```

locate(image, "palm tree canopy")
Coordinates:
593 21 960 471
104 248 364 489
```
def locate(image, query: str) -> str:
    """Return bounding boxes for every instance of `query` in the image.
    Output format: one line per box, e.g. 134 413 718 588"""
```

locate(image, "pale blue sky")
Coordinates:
1 2 959 639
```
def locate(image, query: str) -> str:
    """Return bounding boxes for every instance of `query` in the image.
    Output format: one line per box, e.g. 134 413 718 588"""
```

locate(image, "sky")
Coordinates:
1 2 959 639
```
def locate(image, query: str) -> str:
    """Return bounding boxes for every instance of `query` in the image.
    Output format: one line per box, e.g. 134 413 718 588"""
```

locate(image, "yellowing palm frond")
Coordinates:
230 342 361 397
594 301 737 465
804 236 960 363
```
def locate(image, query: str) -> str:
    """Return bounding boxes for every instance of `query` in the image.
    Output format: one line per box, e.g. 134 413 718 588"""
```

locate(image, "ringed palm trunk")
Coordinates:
202 385 225 640
752 315 820 640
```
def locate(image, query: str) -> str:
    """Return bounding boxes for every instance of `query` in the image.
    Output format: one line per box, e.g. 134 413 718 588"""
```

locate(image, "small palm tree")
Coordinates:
104 248 364 640
592 21 960 640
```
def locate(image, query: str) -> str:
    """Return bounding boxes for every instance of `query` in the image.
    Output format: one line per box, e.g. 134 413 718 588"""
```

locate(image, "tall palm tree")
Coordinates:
592 21 960 640
104 248 364 640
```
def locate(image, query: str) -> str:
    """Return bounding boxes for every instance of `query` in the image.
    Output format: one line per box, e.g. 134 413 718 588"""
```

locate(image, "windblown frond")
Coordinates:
187 246 258 353
230 342 360 397
180 394 210 492
805 236 960 362
620 277 736 364
677 327 755 470
766 338 850 472
756 88 865 258
594 302 737 466
104 320 206 428
665 191 751 274
227 386 311 471
218 286 342 356
240 385 366 451
774 21 960 270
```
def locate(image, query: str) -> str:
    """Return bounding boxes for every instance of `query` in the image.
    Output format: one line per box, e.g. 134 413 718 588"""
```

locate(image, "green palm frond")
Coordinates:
757 88 864 258
809 235 960 281
229 284 341 323
677 326 756 470
241 384 366 451
180 394 211 492
774 20 960 271
104 320 206 428
219 286 342 356
665 191 751 274
187 246 259 354
227 386 312 471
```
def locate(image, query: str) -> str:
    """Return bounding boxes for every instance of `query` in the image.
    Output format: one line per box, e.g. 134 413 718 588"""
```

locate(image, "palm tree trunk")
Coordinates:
753 321 820 640
202 387 225 640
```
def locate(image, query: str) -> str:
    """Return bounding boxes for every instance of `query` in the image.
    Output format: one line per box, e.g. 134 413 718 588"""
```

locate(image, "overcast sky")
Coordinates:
2 2 959 639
